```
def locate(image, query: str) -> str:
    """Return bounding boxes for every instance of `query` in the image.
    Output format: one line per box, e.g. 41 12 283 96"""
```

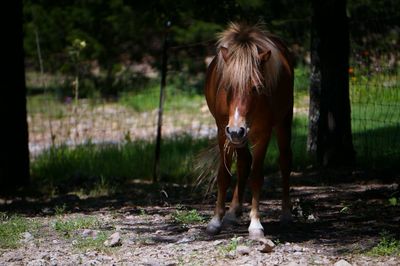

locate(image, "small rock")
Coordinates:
5 252 23 262
82 229 98 239
258 238 275 253
234 236 245 244
226 250 236 259
187 228 201 235
21 231 34 242
307 214 318 222
236 245 251 256
334 259 352 266
104 232 121 247
176 236 195 243
292 244 303 252
213 240 224 246
42 207 54 215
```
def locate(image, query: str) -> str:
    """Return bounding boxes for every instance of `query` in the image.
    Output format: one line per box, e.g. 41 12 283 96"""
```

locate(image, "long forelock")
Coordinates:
216 23 281 95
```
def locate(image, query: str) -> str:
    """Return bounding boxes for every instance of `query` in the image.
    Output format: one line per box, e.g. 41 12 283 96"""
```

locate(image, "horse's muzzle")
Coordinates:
225 126 248 147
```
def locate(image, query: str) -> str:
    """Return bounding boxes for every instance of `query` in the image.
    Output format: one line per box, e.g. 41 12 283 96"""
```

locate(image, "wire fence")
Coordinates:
26 15 400 183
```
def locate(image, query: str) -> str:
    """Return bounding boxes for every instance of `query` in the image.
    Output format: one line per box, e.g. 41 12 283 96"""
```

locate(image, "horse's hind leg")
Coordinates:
206 134 232 235
224 147 252 224
276 112 293 223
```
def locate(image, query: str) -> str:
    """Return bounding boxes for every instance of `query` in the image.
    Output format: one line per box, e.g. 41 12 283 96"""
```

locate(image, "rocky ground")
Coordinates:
1 171 399 265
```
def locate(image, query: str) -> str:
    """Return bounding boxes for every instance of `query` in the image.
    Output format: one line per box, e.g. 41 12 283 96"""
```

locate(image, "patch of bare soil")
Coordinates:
1 171 399 265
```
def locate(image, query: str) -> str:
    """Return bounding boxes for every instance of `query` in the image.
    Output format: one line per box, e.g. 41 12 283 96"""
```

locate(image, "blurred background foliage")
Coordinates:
23 0 400 190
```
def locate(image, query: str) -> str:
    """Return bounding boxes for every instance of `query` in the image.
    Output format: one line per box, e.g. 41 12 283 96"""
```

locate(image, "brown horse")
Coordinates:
204 22 293 238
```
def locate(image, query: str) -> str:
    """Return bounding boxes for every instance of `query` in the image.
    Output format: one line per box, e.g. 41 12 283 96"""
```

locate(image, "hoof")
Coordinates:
222 212 239 225
280 210 293 225
249 229 264 240
206 218 222 235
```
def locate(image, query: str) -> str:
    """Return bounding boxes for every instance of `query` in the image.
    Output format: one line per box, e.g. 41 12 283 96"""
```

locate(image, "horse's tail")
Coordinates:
193 139 220 195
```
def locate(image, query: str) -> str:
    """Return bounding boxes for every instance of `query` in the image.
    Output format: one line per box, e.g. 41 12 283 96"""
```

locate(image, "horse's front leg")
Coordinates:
248 133 270 239
206 136 232 235
224 147 252 224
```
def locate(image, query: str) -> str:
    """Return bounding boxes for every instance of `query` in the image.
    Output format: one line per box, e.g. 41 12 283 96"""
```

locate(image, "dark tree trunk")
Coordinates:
308 0 355 166
0 1 30 193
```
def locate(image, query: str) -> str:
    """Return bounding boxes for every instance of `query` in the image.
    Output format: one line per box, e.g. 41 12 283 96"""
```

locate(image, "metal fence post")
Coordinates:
153 21 171 183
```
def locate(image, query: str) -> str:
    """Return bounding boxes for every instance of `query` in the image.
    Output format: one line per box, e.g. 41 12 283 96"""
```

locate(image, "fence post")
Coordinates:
153 21 171 183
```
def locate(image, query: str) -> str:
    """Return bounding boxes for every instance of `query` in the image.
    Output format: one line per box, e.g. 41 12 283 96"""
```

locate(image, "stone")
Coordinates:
21 232 34 242
104 232 122 247
212 240 224 246
334 259 352 266
258 238 275 253
236 245 251 256
82 229 98 239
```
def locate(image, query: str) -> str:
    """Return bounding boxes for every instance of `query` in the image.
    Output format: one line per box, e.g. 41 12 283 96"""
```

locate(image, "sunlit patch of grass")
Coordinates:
367 231 400 257
72 231 111 252
31 136 211 194
119 85 205 114
0 214 38 249
217 236 243 255
52 215 101 238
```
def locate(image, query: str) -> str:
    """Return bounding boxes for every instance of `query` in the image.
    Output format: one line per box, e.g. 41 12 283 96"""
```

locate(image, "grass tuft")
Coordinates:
172 209 205 226
367 231 400 256
0 214 37 249
53 215 101 238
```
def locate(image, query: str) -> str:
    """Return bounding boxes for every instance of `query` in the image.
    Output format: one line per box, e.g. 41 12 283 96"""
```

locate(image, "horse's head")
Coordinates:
219 46 271 147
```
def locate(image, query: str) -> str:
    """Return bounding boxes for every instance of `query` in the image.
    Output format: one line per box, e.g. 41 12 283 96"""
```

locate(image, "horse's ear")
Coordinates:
220 47 229 62
259 50 271 62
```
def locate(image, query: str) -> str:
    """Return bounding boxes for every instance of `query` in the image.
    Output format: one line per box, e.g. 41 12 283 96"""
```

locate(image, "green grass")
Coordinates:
72 231 110 252
31 136 211 193
119 84 204 113
349 71 400 168
28 65 400 193
367 231 400 256
53 215 101 238
172 209 205 226
52 215 113 252
217 236 243 255
0 214 38 249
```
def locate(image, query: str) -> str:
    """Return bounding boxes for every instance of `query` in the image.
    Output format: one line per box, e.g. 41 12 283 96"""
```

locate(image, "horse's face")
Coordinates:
225 84 258 147
221 47 271 147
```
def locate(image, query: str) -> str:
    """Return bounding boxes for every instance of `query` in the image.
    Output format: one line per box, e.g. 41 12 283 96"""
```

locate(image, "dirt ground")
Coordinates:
1 170 399 265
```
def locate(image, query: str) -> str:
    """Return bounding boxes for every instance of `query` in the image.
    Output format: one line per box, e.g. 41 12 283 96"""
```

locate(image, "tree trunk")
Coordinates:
308 0 355 166
0 1 30 193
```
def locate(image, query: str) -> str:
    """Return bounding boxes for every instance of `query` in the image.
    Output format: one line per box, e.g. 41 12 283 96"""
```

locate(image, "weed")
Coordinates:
53 215 101 238
218 236 241 255
172 209 205 226
367 230 400 256
54 204 67 215
388 197 398 207
0 215 37 249
73 231 110 252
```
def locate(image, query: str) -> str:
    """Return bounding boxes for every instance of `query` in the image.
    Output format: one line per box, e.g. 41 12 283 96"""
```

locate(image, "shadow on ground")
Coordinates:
1 168 399 254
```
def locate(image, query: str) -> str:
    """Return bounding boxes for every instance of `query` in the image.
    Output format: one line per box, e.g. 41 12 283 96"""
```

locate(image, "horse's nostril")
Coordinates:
238 127 246 138
225 126 231 135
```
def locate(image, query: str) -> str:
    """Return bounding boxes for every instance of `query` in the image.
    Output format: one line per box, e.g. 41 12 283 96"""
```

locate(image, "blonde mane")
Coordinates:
216 22 282 95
